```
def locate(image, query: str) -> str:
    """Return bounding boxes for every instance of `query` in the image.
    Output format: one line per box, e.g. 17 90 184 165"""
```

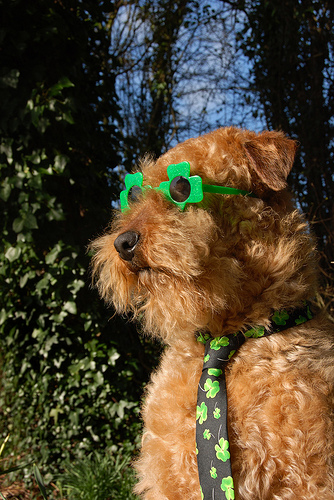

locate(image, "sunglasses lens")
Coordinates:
128 185 143 203
169 176 191 203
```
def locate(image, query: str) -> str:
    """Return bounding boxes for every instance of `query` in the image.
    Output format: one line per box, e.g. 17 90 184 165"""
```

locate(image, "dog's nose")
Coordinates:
114 231 140 261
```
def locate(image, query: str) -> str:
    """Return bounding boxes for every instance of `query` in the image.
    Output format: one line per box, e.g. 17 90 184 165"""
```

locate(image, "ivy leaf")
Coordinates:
0 181 11 201
63 301 77 315
54 155 69 173
5 246 21 262
49 76 75 97
12 217 24 233
45 244 62 265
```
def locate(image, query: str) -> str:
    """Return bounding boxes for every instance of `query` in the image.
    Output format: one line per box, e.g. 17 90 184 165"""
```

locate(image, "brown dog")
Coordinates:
91 127 334 499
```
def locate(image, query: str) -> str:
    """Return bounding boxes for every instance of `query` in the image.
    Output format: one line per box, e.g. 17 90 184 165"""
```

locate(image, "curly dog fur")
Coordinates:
91 127 334 499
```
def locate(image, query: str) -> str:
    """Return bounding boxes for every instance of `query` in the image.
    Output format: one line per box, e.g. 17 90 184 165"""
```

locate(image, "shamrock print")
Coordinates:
228 349 236 359
213 407 221 419
210 466 217 479
204 354 210 363
295 315 307 325
203 429 211 440
208 368 223 377
204 378 220 398
210 337 229 350
196 402 208 424
197 331 211 345
272 310 289 325
306 305 313 320
215 437 231 462
244 326 265 338
221 476 235 500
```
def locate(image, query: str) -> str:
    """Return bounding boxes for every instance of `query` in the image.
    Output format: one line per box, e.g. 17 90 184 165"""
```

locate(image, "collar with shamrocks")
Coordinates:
197 303 314 346
120 161 257 212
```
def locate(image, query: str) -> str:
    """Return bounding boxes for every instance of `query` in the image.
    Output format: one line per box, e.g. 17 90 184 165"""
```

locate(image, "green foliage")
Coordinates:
34 465 48 500
58 451 139 500
0 0 161 486
1 435 138 499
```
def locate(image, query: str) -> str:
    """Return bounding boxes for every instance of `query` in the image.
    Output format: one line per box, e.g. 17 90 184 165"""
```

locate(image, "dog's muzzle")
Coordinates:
114 231 140 261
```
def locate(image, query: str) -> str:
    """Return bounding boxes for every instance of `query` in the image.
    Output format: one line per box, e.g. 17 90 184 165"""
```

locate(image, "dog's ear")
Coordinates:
244 131 298 191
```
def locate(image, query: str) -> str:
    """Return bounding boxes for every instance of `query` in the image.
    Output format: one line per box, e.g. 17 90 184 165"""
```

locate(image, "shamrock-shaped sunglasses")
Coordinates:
120 161 256 212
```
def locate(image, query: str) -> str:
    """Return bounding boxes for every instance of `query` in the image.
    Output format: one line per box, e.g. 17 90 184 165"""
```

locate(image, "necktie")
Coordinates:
196 303 314 500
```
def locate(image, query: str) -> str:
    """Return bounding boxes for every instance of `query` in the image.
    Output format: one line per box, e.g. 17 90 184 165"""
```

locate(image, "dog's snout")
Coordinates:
114 231 140 261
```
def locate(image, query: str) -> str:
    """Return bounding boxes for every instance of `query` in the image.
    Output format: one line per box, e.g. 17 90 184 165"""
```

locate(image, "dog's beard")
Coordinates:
111 254 246 343
94 254 225 342
135 269 213 341
92 234 248 343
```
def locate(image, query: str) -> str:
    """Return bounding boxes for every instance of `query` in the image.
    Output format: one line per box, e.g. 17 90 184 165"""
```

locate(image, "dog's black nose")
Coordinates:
114 231 140 261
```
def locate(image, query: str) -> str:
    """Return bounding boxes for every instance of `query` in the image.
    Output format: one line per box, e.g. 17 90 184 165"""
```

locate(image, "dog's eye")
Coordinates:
169 176 191 203
128 186 143 203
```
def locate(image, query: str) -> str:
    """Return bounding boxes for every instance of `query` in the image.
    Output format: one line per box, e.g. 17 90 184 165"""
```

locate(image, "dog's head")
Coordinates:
91 127 317 343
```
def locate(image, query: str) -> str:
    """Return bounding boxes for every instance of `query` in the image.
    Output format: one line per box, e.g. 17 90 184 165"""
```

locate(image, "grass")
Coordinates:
0 436 139 500
58 451 139 500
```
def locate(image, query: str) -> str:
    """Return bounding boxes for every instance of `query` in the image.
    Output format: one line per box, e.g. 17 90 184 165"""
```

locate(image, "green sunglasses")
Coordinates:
120 161 256 212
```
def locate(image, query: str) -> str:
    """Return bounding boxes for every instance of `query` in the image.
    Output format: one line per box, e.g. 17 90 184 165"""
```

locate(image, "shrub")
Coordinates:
0 0 161 485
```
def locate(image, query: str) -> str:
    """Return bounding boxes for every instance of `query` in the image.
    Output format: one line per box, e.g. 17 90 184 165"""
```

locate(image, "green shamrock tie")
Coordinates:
196 303 314 500
196 332 244 500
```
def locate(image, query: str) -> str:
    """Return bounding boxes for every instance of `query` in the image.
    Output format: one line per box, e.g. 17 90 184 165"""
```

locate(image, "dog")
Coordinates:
91 127 334 499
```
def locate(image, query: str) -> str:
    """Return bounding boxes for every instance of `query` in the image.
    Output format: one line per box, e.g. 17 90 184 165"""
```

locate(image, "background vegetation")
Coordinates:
0 0 333 497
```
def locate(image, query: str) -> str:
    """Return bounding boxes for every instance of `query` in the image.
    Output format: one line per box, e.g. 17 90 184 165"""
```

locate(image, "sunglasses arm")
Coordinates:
202 184 257 198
